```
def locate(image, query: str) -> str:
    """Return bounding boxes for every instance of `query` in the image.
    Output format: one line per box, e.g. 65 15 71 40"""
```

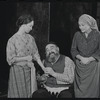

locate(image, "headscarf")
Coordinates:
78 14 99 31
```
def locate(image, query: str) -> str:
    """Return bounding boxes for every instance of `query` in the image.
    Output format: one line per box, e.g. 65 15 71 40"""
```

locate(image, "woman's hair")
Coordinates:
16 14 34 28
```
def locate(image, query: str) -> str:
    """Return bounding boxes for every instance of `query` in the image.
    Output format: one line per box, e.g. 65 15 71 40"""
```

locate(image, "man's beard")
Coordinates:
47 52 59 63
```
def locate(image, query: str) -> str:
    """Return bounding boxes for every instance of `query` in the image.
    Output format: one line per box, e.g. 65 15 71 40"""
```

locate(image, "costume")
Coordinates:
32 55 75 98
71 30 100 98
6 33 39 98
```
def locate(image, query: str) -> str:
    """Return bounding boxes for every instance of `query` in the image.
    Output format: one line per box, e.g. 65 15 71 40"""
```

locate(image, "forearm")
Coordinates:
12 56 28 63
76 54 83 60
33 52 45 71
91 33 100 61
71 33 79 60
36 58 45 71
53 72 74 84
71 48 79 60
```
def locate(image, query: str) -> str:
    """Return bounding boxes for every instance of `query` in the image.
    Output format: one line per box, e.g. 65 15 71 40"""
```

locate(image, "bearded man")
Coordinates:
32 42 75 98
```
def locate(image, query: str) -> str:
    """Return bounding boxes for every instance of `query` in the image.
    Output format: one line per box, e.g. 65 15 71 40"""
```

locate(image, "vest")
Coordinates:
44 55 66 87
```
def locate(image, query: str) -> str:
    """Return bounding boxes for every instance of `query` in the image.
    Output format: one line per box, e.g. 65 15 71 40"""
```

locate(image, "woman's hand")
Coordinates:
80 57 95 65
26 55 32 62
27 61 35 68
88 57 95 62
80 57 91 64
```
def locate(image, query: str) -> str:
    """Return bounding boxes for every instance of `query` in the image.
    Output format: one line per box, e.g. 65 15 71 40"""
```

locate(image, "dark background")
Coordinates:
0 1 100 97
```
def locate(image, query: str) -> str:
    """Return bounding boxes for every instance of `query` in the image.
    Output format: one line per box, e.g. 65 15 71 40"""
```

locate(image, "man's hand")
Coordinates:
45 67 55 76
36 74 47 83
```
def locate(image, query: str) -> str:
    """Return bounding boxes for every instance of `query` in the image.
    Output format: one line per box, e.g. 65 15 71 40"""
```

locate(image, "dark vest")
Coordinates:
44 55 66 87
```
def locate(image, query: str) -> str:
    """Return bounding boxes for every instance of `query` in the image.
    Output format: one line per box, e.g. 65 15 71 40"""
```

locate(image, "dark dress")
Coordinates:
71 29 100 98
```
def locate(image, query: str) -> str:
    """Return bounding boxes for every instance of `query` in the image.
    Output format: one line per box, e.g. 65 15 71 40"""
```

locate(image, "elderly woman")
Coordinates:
6 14 45 98
71 14 100 98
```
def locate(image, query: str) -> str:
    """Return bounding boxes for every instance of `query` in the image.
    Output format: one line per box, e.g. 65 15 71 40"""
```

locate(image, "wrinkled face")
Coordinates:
78 21 91 33
24 21 34 33
45 44 59 59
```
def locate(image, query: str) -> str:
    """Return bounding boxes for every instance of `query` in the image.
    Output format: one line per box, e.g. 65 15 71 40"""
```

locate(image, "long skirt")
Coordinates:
7 62 37 98
74 60 100 98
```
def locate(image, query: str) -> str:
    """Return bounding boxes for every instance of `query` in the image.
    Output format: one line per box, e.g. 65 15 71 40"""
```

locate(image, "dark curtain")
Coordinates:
50 2 94 59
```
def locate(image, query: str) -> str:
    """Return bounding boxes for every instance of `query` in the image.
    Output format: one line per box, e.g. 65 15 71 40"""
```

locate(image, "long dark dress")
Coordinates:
71 29 100 98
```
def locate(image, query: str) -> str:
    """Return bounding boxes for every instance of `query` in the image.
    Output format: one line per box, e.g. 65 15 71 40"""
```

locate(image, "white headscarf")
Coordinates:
78 14 99 31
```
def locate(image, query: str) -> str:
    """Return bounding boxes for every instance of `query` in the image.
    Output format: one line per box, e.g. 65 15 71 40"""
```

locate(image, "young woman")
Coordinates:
6 14 45 98
71 14 100 98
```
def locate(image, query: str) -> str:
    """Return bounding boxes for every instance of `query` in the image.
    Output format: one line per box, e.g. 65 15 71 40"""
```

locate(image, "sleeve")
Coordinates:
55 57 75 84
31 36 40 61
92 32 100 61
6 38 16 65
71 32 79 60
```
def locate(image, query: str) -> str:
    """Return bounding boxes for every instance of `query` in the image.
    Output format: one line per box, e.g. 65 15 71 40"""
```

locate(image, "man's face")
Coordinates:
45 44 59 59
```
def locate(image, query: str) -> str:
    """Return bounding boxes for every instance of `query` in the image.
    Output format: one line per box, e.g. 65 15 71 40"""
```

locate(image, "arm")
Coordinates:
53 57 75 84
11 55 32 63
35 55 45 71
31 36 45 71
76 54 83 61
71 32 79 60
91 32 100 61
6 39 16 65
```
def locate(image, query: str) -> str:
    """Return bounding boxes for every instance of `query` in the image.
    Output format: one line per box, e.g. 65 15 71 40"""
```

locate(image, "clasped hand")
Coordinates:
80 57 93 65
36 73 47 83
